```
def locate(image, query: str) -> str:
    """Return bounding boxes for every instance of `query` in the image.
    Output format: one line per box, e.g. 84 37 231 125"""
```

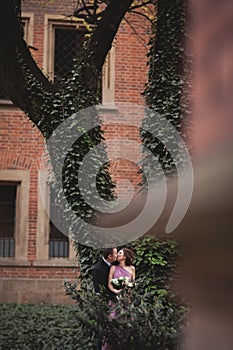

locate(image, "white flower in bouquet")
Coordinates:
127 281 134 288
110 276 134 289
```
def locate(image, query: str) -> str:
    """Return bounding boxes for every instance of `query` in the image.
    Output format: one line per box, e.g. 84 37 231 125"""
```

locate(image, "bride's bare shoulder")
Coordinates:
110 265 115 271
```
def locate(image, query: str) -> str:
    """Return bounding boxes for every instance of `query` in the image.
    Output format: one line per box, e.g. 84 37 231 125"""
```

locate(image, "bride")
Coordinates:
101 247 135 350
108 248 135 293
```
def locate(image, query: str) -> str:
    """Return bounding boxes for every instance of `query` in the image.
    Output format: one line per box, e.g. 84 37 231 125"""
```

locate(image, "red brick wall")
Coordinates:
114 12 150 104
104 11 150 198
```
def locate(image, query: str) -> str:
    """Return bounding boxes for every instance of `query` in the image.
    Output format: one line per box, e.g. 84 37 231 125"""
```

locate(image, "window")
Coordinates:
102 47 115 103
0 183 17 257
44 15 115 102
54 26 87 84
45 17 88 83
36 170 75 262
0 170 29 261
49 186 69 258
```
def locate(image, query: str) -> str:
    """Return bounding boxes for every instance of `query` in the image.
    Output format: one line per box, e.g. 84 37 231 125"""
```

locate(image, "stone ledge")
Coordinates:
99 105 119 113
33 259 78 268
0 99 19 110
0 259 31 267
0 258 78 268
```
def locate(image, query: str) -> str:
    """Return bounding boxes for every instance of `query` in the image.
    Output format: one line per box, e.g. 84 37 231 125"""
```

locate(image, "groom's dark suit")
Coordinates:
93 258 117 350
92 258 116 301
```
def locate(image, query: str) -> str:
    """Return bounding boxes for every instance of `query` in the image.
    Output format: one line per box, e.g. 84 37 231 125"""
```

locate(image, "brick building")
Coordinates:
0 0 150 304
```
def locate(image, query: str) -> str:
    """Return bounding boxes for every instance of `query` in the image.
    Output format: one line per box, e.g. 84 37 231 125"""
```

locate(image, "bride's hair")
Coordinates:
122 247 135 266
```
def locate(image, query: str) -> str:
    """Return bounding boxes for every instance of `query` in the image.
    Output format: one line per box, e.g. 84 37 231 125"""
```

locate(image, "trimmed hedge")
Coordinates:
0 303 85 350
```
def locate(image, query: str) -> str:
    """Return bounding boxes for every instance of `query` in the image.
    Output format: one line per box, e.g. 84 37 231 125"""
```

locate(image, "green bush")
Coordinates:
131 237 179 299
66 236 187 350
71 281 186 350
0 237 187 349
0 303 92 350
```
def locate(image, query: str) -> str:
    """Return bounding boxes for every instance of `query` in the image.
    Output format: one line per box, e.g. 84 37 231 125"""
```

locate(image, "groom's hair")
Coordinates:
102 248 115 259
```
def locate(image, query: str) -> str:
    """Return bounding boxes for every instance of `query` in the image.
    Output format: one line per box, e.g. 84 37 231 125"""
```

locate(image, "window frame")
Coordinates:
44 15 83 81
0 182 18 257
0 170 30 264
36 170 75 264
44 14 115 103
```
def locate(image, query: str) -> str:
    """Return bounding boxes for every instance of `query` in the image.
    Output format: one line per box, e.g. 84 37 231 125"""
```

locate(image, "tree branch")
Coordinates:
0 0 56 127
124 17 148 46
84 0 134 72
130 10 154 23
129 0 154 11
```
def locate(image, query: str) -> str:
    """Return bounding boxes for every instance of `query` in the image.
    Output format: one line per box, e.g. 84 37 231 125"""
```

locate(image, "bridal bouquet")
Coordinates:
110 276 134 290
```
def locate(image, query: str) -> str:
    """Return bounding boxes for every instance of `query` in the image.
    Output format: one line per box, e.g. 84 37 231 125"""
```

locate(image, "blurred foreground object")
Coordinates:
179 0 233 348
99 0 233 348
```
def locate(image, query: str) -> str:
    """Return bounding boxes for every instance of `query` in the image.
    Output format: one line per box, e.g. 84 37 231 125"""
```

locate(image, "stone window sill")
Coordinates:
0 258 31 267
33 259 77 268
0 258 77 268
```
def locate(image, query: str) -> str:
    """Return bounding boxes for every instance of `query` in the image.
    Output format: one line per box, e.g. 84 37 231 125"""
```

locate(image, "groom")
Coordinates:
92 248 118 350
92 247 118 301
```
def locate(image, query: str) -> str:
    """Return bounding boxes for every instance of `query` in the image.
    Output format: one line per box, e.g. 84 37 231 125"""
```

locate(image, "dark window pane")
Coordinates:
0 185 17 202
0 184 17 257
0 222 15 237
49 186 69 258
0 205 15 220
49 239 69 258
0 238 15 257
54 27 87 83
